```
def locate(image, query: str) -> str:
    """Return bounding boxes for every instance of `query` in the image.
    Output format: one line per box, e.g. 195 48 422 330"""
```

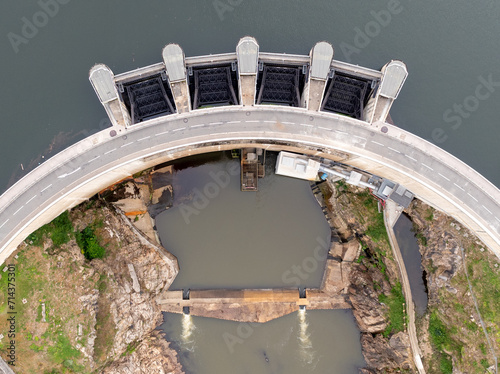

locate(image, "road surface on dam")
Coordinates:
0 105 499 264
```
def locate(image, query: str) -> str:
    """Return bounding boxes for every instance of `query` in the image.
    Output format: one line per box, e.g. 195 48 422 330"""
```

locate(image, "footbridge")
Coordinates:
0 37 499 266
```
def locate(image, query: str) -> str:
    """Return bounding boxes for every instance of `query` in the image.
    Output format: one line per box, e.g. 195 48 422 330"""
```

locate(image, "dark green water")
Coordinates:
1 0 499 193
394 213 428 316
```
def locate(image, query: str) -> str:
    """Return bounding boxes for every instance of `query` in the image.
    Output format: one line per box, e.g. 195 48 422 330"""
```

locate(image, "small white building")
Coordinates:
275 152 320 180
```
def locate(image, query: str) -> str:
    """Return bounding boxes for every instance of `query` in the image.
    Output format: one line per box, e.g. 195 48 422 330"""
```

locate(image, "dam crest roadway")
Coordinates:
0 36 499 267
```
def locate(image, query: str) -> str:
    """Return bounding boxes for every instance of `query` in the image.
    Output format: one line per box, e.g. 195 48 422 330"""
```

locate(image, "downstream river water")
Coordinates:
155 152 367 372
155 152 330 290
160 310 365 374
394 214 428 316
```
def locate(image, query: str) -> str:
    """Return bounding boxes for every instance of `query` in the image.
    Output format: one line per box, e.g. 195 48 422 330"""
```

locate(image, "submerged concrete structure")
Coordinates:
0 36 500 269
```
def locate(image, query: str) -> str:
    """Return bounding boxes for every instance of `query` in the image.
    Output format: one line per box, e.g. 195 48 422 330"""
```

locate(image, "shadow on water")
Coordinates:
393 213 428 316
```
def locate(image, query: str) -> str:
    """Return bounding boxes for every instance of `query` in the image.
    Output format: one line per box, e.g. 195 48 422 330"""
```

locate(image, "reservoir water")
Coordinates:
155 152 331 290
159 310 365 374
1 1 499 193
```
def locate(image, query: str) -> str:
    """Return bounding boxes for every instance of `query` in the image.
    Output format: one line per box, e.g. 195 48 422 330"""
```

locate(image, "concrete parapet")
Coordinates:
89 64 131 127
162 43 190 113
237 36 259 106
364 60 408 123
304 41 334 111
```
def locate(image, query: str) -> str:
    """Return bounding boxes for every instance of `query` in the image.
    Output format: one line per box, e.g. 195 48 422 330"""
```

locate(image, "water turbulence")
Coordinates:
181 313 196 351
297 309 316 366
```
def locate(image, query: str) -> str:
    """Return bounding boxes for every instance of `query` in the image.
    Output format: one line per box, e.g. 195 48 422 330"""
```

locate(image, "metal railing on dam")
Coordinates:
0 37 499 266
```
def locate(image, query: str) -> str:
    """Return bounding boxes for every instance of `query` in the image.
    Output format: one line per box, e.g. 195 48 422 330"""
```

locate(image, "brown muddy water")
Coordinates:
160 309 365 374
155 152 331 290
156 152 365 373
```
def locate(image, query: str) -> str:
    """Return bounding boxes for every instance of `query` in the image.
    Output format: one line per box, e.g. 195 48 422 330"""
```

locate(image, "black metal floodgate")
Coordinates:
256 66 305 107
321 72 373 119
190 66 239 109
121 75 176 124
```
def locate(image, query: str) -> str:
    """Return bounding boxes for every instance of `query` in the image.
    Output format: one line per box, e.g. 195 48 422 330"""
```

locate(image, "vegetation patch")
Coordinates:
357 191 389 244
76 225 106 261
427 310 463 374
93 295 115 365
379 282 406 337
469 258 500 324
0 206 116 373
26 211 73 248
47 333 81 368
121 341 139 357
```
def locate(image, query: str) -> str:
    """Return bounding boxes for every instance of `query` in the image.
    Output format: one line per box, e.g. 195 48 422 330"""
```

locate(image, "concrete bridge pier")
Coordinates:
302 41 334 111
364 60 408 124
236 36 259 106
162 43 191 113
89 64 131 127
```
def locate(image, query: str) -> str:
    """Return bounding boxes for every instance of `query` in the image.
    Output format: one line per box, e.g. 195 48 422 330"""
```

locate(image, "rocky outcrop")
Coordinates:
348 264 388 334
405 203 462 300
102 331 183 374
67 202 181 372
84 206 179 360
361 332 411 371
319 180 416 373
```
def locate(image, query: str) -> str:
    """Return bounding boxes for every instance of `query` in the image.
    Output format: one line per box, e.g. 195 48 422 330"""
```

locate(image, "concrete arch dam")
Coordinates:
0 105 499 264
0 38 499 265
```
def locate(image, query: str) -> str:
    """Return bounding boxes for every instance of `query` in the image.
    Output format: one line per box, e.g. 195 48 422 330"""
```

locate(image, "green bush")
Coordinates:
429 311 449 348
416 232 428 246
76 226 105 260
366 222 389 244
47 334 80 363
439 355 453 374
379 282 405 337
27 211 73 248
479 343 487 355
425 208 434 222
